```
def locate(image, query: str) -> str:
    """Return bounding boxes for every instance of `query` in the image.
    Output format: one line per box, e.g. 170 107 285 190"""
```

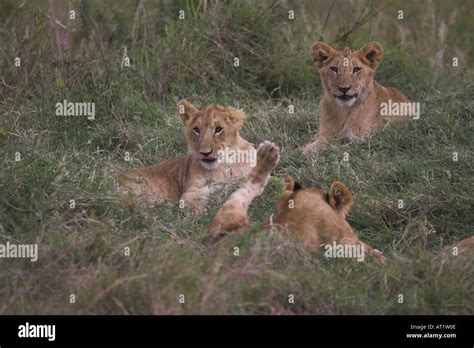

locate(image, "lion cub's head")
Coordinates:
310 41 384 107
273 177 353 245
177 100 246 170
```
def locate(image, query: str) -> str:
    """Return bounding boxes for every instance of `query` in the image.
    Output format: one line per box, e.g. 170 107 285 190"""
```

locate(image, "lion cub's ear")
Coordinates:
310 42 336 68
327 181 352 216
177 99 199 124
283 176 303 192
225 107 246 129
358 42 384 70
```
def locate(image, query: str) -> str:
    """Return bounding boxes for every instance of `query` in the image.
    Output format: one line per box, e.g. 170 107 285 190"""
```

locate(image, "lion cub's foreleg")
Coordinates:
302 133 331 154
180 184 215 214
206 141 280 242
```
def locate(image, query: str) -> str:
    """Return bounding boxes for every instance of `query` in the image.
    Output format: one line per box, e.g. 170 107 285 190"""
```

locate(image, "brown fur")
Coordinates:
119 100 255 213
439 236 474 261
303 42 409 153
206 142 385 263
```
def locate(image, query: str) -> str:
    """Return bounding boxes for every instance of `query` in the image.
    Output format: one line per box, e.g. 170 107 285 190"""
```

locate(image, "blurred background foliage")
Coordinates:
1 0 472 102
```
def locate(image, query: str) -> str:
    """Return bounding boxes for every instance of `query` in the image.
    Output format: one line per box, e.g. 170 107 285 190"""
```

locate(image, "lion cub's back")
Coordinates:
385 85 409 103
119 155 192 201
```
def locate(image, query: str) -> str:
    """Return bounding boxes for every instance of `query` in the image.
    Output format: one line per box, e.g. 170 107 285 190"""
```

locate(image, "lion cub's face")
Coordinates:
310 42 384 107
177 100 246 170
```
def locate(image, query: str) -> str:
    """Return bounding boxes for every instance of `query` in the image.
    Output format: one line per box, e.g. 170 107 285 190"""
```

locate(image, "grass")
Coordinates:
0 0 473 314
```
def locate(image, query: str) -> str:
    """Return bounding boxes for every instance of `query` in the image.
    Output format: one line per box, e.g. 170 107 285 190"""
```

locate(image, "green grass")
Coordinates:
0 0 473 314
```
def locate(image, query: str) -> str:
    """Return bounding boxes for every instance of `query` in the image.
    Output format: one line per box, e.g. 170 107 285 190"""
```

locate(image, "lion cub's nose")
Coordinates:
200 149 213 156
338 86 351 94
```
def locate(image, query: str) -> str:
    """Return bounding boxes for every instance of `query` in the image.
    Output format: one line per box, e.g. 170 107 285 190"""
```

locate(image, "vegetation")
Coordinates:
0 0 472 314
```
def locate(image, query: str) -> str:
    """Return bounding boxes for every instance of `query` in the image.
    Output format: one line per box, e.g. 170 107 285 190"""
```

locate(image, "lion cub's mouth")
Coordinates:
200 155 220 170
336 93 358 101
201 156 218 163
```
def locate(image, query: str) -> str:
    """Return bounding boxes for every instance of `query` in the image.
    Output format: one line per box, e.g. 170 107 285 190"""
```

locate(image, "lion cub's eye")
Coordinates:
330 66 338 73
192 127 200 135
215 127 223 135
353 67 362 74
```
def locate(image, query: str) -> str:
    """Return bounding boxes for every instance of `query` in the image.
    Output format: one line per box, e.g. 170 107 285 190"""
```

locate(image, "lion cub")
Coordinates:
303 42 409 153
207 142 385 263
119 100 255 213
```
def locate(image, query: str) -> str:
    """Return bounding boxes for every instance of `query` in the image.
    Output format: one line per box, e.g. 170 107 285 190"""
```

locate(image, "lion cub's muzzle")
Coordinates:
198 148 220 169
334 91 358 107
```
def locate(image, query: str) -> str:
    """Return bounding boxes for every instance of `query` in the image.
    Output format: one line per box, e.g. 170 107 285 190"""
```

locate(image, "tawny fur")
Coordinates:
118 100 255 213
206 142 385 263
303 42 409 153
439 236 474 261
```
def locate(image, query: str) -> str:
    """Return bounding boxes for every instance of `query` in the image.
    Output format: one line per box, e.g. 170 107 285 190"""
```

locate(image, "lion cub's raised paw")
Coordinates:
247 141 280 187
256 141 280 172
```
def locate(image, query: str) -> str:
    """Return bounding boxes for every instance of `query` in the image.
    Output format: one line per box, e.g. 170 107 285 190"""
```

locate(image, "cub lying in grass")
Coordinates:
206 141 385 263
303 41 409 153
119 100 255 213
